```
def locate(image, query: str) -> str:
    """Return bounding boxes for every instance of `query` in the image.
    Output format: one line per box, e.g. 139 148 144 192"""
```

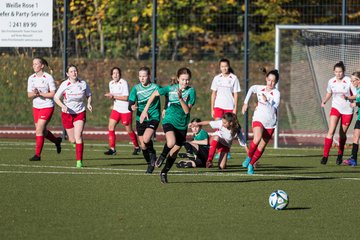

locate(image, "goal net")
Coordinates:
274 25 360 148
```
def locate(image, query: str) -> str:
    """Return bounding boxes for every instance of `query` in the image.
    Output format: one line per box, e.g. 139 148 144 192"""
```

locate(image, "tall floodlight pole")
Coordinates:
62 0 69 140
341 0 346 62
342 0 347 25
63 0 68 77
151 0 157 83
243 0 249 141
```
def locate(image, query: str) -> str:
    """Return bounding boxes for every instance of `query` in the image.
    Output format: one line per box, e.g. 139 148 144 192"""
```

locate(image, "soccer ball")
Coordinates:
269 190 289 210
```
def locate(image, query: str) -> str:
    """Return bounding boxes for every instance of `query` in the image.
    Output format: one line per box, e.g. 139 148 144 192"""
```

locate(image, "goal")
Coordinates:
274 25 360 148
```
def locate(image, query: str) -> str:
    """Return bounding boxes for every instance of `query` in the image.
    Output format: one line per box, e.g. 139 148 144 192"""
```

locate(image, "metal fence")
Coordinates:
1 0 360 135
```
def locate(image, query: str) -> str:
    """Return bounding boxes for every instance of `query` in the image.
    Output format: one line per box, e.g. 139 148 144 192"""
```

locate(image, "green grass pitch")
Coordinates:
0 139 359 240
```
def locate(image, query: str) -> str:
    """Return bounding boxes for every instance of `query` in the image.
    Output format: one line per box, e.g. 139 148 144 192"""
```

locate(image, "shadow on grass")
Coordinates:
284 207 311 211
266 154 322 159
168 176 335 184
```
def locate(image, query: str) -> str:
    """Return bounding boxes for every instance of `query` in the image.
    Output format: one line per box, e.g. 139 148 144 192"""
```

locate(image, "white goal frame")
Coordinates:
274 25 360 148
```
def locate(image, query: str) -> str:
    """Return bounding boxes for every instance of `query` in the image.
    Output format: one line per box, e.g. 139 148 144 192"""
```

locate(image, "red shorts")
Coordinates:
110 110 132 125
330 108 353 126
213 108 233 119
62 111 86 129
252 121 274 141
217 142 230 153
33 107 54 123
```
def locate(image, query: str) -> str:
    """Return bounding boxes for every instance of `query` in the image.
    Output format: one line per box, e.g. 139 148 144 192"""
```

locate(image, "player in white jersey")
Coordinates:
211 58 241 119
189 112 247 170
210 58 241 159
104 67 140 156
242 69 280 174
54 64 92 168
320 61 355 165
27 57 62 161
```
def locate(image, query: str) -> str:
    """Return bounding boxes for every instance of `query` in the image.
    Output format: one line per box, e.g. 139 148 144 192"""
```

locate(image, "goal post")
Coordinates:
274 25 360 148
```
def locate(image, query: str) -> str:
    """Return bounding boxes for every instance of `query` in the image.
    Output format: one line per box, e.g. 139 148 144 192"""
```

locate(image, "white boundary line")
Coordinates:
0 163 359 181
0 129 336 138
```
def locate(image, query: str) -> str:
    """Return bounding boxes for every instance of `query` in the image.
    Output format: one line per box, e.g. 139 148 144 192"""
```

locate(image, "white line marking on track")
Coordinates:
0 163 359 181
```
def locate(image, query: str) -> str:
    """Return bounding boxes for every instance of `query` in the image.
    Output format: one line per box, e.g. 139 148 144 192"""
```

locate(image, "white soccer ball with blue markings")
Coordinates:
269 190 289 210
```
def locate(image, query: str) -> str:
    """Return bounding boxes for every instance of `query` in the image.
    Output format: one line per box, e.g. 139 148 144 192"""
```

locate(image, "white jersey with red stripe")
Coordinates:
211 73 241 110
244 85 280 129
27 72 56 109
55 79 92 114
326 76 354 114
109 78 130 113
209 120 246 148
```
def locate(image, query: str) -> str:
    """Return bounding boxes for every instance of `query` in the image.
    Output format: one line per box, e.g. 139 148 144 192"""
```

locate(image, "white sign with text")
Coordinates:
0 0 53 47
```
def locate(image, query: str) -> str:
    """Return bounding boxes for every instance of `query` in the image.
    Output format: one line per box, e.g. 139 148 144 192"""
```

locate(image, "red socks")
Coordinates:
108 130 116 149
35 136 44 157
129 131 139 148
247 141 258 159
76 143 84 161
323 137 333 157
250 149 264 165
207 140 218 162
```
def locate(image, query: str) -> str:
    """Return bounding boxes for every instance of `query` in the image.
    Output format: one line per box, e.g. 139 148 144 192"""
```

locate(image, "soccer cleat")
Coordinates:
343 158 357 167
76 161 84 168
132 147 141 155
320 156 328 165
146 164 155 174
55 137 62 154
206 161 213 168
214 153 219 159
336 154 343 165
247 164 254 174
176 161 186 168
227 152 231 159
104 149 117 155
150 152 157 167
155 154 166 168
160 172 168 184
29 155 41 161
242 156 251 168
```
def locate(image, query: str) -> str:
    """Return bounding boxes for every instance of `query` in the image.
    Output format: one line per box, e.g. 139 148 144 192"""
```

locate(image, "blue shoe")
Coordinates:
343 158 357 166
247 164 254 174
242 157 251 168
227 152 231 159
350 159 357 167
215 153 219 159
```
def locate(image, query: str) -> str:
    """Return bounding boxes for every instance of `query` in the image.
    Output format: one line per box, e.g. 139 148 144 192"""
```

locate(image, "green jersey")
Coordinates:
356 87 360 121
158 84 196 130
194 129 209 145
128 83 161 122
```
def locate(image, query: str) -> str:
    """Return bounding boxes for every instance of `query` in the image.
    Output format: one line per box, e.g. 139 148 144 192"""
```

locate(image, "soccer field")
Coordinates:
0 139 359 240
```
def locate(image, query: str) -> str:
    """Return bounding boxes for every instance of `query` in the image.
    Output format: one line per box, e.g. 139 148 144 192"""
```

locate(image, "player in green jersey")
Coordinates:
177 118 210 168
140 67 196 183
128 67 161 173
344 71 360 167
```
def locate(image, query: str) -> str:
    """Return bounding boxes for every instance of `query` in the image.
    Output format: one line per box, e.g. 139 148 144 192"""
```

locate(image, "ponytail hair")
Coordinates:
267 69 279 83
260 67 279 84
222 112 241 137
219 58 234 74
34 56 53 75
333 61 346 72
